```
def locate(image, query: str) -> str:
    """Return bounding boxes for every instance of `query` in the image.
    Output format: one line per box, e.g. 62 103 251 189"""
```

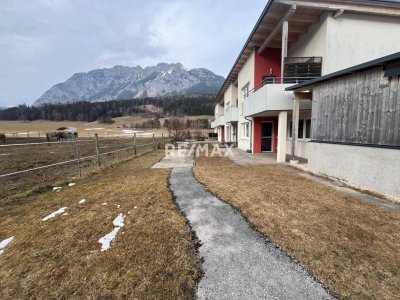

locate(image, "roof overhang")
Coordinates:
213 0 400 107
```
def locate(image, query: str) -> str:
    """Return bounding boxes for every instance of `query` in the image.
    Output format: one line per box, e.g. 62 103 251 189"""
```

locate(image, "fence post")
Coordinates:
95 133 101 167
153 133 155 149
134 133 137 156
116 139 120 160
76 143 81 177
162 133 164 147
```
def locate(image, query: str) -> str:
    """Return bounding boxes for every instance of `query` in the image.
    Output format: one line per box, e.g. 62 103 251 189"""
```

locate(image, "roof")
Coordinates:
213 0 400 107
286 51 400 91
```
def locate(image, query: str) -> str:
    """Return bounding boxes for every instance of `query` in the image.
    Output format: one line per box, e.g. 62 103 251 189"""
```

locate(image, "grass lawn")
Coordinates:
194 155 400 300
0 150 200 299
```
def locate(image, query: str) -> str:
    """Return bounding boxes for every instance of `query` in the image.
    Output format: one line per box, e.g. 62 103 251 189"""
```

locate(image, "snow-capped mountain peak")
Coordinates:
33 63 224 106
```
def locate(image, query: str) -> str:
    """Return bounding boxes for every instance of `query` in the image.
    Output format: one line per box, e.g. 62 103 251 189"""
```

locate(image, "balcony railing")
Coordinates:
224 105 239 123
245 77 314 98
284 56 322 78
243 78 313 117
211 115 226 128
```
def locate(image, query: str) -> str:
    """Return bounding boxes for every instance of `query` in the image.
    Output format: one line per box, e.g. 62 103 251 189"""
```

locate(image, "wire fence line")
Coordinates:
3 130 156 140
0 139 94 148
0 134 171 198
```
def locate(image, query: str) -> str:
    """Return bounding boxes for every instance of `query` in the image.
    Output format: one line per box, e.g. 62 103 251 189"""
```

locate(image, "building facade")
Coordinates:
287 52 400 198
212 0 400 163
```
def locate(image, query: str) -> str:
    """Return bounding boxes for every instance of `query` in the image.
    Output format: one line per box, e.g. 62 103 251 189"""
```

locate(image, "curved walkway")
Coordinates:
169 167 333 300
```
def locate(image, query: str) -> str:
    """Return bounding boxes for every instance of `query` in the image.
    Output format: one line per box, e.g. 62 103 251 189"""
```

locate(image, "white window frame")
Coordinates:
288 118 311 140
242 122 249 139
240 83 250 115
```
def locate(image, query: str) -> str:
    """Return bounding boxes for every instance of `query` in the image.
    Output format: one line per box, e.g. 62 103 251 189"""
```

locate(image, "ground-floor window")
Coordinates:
289 119 311 139
242 122 249 138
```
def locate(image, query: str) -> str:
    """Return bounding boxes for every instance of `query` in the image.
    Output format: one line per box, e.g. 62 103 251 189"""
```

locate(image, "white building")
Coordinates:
212 0 400 163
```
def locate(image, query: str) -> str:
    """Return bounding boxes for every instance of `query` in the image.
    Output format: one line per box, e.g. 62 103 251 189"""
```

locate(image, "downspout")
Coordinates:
245 116 253 153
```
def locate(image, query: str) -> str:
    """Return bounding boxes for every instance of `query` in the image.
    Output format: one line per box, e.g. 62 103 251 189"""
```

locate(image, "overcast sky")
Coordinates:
0 0 267 107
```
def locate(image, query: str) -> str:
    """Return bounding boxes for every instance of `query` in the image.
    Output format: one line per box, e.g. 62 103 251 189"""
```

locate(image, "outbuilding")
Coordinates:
286 52 400 199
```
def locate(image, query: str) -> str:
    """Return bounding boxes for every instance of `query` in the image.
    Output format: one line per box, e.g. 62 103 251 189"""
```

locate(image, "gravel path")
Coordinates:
169 167 333 300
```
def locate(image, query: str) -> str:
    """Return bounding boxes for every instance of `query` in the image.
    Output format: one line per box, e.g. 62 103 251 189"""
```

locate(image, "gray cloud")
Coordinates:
0 0 266 106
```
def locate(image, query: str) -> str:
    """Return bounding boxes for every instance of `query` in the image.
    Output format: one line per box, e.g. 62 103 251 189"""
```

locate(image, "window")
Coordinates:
298 120 304 139
242 122 249 138
305 119 311 139
242 84 249 99
288 119 311 139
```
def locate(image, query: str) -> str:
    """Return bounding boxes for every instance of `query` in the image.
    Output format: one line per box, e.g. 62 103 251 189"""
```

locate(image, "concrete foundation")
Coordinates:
307 142 400 199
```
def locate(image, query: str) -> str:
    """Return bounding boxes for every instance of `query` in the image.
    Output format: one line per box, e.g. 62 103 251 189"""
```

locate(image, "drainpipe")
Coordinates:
245 116 253 153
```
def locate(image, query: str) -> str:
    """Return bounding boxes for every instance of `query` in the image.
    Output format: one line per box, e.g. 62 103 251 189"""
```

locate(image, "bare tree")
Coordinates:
166 118 188 142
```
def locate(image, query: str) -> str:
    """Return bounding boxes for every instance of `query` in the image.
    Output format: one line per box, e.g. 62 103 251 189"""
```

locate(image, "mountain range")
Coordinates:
33 63 224 106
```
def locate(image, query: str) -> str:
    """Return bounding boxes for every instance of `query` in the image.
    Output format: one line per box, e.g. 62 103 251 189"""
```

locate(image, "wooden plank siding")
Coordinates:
311 67 400 146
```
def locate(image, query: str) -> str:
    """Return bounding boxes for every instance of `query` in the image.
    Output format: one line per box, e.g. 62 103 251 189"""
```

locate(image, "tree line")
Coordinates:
0 95 215 122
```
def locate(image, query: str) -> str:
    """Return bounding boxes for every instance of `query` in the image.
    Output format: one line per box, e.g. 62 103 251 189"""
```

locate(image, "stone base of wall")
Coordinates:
307 142 400 200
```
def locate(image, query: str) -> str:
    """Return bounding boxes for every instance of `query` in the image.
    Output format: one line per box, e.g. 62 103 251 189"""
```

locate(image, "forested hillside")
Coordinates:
0 95 214 122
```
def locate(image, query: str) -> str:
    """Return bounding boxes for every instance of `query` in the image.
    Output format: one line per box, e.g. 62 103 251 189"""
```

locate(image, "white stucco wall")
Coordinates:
289 11 400 75
307 143 400 199
286 110 311 159
288 13 328 74
324 13 400 74
237 50 255 151
224 84 238 107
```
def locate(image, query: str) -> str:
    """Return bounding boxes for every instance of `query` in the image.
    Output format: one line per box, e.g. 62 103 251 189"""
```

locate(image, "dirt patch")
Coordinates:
0 150 200 299
194 155 400 300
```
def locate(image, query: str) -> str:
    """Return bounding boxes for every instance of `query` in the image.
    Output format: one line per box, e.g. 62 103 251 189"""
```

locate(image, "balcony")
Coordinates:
224 105 239 123
211 115 226 128
243 77 313 117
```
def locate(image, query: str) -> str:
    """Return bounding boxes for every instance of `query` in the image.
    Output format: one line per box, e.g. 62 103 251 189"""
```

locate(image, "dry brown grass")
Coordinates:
194 155 400 300
0 150 200 299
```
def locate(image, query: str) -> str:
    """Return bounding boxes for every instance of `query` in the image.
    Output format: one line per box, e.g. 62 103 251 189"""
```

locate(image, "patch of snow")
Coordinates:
98 227 121 252
0 153 11 157
102 202 107 205
84 128 104 131
68 183 76 187
137 132 153 136
79 199 86 204
134 206 137 209
98 213 125 251
53 187 62 191
0 236 14 255
63 213 69 216
122 129 143 134
42 207 67 221
113 213 125 227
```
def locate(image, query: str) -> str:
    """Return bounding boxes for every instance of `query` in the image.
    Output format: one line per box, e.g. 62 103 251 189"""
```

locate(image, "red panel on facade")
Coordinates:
253 117 278 153
254 47 282 89
221 126 225 143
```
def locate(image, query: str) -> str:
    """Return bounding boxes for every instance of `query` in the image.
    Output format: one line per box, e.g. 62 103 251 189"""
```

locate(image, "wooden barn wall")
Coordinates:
311 67 400 146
